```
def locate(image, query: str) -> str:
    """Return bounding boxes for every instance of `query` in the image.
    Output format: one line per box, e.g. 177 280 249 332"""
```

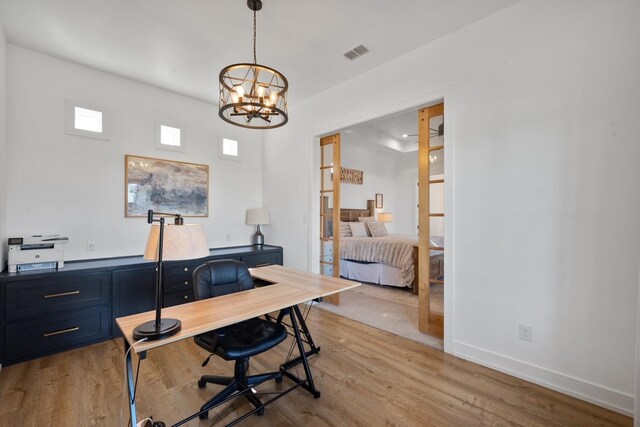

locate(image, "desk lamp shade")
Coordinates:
377 213 394 223
246 209 270 245
144 224 210 261
133 218 209 341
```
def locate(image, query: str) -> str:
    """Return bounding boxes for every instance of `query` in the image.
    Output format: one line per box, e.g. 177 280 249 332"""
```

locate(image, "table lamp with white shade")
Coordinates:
246 208 270 246
377 212 394 223
132 210 210 341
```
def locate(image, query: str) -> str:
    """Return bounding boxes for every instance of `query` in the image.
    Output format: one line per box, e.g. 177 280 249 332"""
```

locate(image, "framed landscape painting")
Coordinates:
125 154 209 217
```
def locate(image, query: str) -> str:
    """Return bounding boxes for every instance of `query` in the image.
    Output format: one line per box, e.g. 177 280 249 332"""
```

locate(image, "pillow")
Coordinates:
366 221 388 238
349 222 368 237
339 221 353 238
357 216 375 223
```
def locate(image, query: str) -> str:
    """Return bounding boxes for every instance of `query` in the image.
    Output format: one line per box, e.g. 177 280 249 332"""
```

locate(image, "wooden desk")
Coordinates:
249 264 360 297
116 266 359 426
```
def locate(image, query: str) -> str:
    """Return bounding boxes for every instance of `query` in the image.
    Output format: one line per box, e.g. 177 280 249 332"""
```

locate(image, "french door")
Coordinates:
418 103 444 333
319 134 341 304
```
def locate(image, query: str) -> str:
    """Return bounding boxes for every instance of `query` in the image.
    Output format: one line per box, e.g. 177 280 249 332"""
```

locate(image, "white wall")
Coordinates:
341 126 422 235
0 22 7 269
394 152 418 235
636 267 640 426
5 46 264 261
340 140 396 228
263 0 640 416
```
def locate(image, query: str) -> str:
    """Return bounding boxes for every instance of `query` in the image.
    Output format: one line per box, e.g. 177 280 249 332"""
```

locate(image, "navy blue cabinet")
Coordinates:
2 272 111 364
0 245 282 365
112 266 156 336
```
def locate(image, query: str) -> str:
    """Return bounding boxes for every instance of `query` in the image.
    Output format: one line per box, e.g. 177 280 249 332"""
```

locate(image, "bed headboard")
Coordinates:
340 199 375 222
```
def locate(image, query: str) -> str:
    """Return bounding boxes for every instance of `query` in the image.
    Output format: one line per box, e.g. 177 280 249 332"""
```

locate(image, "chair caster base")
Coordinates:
198 411 209 420
256 407 265 416
197 379 206 389
275 374 283 384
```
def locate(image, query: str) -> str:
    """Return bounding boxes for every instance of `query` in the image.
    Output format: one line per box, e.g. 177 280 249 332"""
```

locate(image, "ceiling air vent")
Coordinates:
344 45 370 61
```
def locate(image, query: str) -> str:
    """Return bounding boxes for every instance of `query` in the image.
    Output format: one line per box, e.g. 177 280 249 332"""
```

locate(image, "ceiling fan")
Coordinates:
401 123 444 139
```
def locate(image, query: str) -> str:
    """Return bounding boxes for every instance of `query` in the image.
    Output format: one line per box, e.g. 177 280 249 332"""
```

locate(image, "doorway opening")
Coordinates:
315 101 446 347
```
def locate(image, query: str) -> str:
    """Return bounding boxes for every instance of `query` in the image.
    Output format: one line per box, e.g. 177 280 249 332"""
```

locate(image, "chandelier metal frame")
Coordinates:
218 0 289 129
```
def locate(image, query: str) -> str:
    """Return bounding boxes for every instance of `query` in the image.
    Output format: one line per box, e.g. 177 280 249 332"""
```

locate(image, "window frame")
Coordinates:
65 99 112 140
218 136 241 161
154 120 186 152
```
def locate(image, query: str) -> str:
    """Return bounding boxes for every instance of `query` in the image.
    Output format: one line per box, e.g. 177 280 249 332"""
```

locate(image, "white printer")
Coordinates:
8 235 69 273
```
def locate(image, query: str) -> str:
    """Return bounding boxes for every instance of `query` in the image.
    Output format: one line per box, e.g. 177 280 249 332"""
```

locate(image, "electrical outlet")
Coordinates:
87 239 96 251
519 324 532 342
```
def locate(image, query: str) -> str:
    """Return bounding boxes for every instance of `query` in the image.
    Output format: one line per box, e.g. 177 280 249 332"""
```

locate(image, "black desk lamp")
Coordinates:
133 210 209 341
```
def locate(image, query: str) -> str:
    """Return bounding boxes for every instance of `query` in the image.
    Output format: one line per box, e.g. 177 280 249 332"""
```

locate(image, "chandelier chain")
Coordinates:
253 9 257 64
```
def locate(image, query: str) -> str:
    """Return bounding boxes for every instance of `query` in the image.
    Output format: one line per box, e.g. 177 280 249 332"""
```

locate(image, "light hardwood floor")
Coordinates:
0 307 631 427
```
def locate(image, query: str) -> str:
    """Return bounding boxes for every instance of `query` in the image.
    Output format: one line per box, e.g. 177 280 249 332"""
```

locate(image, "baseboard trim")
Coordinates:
451 340 633 417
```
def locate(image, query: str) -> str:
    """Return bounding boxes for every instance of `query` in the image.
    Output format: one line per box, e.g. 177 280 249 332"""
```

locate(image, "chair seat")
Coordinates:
195 318 287 360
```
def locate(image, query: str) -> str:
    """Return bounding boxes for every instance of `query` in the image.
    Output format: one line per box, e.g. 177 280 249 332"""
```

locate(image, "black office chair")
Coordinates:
192 259 288 420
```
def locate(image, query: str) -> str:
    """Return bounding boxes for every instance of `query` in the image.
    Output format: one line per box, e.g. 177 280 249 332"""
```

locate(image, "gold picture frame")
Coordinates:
125 154 209 217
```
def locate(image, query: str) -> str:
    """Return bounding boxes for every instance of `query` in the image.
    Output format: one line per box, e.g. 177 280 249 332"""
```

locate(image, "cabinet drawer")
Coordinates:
5 306 110 362
242 253 281 268
164 290 194 307
164 277 193 292
163 261 201 280
5 272 110 321
322 244 334 256
322 265 334 276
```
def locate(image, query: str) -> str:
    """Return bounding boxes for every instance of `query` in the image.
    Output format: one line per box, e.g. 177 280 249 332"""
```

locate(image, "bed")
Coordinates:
337 201 444 293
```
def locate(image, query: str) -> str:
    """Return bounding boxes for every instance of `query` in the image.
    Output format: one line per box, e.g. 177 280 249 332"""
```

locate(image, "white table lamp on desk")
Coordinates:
133 210 209 341
246 208 270 246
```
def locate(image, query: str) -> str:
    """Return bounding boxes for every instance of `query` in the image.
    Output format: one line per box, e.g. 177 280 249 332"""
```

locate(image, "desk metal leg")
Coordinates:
284 307 321 398
293 305 318 352
124 339 138 425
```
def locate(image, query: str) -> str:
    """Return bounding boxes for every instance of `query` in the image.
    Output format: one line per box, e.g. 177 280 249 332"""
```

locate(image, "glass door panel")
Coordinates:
319 134 341 305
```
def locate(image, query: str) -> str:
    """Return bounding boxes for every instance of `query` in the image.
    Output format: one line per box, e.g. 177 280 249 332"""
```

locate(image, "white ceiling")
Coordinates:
341 106 445 172
0 0 518 105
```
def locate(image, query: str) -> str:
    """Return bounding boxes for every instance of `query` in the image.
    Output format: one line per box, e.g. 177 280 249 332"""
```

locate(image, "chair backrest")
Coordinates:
192 259 254 300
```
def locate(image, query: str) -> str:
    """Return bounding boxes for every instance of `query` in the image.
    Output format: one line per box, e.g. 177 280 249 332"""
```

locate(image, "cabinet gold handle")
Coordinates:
255 263 271 267
44 290 80 299
44 326 79 337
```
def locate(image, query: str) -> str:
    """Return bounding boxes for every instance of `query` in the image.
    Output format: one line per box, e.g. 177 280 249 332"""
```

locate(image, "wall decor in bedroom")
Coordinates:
341 167 364 185
125 154 209 217
375 193 384 209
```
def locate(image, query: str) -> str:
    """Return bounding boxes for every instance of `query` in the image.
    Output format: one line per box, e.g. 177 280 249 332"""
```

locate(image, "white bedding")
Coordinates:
340 234 417 286
340 260 409 287
339 234 444 288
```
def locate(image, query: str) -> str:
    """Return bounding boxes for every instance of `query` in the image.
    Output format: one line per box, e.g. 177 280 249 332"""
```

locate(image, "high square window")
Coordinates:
219 137 241 161
155 121 185 152
65 100 111 140
160 125 181 147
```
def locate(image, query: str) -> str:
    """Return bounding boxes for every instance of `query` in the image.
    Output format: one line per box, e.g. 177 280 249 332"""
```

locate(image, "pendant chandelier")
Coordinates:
218 0 288 129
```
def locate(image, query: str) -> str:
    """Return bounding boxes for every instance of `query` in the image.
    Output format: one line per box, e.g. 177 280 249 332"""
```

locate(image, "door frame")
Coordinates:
309 94 454 353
